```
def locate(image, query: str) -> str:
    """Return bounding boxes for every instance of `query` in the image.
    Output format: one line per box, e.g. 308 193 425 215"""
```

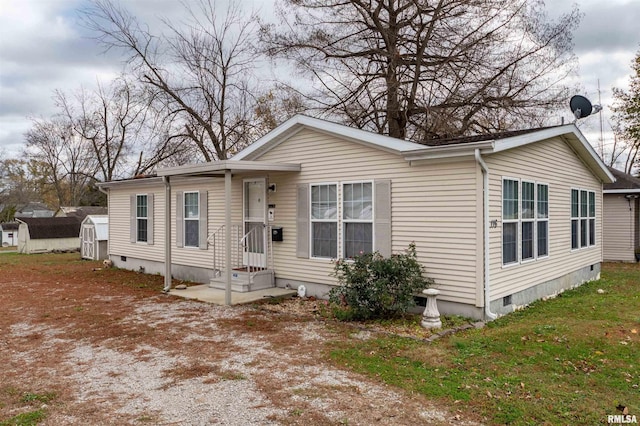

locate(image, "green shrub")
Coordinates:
329 243 433 321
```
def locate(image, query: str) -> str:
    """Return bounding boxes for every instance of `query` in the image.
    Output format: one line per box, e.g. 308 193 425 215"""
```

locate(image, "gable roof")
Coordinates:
604 168 640 193
57 206 108 219
17 217 81 239
231 115 615 184
81 215 109 241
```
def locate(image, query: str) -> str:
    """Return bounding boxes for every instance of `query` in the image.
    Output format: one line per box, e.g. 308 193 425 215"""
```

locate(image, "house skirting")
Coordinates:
488 263 601 317
110 256 215 284
110 256 601 321
276 264 601 321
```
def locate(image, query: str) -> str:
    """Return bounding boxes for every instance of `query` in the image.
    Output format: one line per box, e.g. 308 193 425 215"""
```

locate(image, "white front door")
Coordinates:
243 179 267 268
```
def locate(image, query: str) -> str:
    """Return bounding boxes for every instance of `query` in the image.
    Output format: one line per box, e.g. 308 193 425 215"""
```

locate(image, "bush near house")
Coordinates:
329 243 434 321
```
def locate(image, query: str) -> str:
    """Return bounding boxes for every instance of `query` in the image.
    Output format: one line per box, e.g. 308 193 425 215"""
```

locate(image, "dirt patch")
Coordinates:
0 253 479 425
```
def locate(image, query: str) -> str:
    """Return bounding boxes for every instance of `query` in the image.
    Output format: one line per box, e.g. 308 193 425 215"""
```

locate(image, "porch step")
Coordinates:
209 269 275 293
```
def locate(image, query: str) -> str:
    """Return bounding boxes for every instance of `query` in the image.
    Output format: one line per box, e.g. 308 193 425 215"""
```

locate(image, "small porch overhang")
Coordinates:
157 160 301 306
156 160 301 177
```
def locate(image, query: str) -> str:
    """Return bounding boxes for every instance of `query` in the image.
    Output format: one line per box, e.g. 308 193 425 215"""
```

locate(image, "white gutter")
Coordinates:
162 176 172 293
475 149 498 320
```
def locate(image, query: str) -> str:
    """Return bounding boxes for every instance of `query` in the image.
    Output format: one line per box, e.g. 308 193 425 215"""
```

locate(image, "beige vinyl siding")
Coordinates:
603 194 636 262
108 182 166 262
486 136 603 301
258 128 481 306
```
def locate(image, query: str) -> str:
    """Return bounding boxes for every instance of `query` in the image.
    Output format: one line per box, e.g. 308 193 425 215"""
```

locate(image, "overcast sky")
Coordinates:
1 0 639 159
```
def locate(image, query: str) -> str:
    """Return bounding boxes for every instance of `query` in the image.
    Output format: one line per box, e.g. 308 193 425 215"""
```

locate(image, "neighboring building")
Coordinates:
15 202 54 219
98 115 615 320
16 217 82 254
80 215 109 260
603 167 640 262
56 206 108 220
0 222 19 247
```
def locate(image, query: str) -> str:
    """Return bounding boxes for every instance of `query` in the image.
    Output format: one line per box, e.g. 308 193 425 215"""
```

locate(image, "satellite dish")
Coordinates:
570 95 602 121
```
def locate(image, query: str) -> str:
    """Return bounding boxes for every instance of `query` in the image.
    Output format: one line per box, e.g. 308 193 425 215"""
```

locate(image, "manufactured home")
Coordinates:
603 167 640 262
98 115 614 320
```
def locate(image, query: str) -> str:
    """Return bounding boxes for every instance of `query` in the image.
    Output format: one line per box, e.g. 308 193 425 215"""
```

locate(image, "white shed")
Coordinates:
80 215 109 260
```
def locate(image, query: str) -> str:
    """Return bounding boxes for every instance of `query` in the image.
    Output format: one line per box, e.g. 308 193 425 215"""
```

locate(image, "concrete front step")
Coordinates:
209 269 274 292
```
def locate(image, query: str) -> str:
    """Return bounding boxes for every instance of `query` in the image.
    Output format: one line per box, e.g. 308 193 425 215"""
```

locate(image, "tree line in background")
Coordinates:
1 0 638 219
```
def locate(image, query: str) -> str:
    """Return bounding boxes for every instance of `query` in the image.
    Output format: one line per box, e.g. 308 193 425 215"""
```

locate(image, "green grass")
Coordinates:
328 263 640 425
0 390 56 426
0 410 46 426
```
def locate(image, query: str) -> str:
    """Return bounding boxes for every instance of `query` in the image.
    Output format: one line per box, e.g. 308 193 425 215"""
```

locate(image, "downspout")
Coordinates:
475 149 498 320
163 176 172 293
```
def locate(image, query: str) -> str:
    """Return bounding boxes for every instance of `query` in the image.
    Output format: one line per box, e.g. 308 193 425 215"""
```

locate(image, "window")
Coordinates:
521 181 535 261
502 179 518 265
136 194 148 242
502 179 549 266
311 184 338 258
571 189 579 249
588 191 596 246
571 188 596 250
343 182 373 258
537 184 549 257
184 191 199 248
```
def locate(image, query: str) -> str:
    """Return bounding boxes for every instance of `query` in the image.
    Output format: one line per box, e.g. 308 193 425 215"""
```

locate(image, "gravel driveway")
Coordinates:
0 254 477 425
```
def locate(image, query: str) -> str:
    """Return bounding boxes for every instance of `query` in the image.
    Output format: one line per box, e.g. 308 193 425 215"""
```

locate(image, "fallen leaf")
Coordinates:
520 382 525 389
620 341 629 345
486 391 493 398
631 329 637 334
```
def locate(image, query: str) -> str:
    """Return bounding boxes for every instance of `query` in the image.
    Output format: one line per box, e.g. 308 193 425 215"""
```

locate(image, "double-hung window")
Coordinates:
571 188 596 250
184 191 200 248
502 179 549 266
311 184 338 258
343 182 373 258
136 194 148 243
537 184 549 257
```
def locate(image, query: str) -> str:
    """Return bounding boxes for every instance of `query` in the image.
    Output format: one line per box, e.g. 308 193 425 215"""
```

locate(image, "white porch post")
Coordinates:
163 176 172 292
224 169 232 305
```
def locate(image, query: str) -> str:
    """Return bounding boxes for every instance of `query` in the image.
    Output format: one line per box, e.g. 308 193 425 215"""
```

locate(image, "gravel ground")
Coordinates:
0 255 480 425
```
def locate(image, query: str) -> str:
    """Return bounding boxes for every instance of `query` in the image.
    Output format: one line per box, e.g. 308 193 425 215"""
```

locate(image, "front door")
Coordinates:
243 179 267 268
82 226 95 259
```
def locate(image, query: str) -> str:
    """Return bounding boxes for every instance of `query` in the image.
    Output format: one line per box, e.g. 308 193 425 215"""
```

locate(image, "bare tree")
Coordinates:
56 77 188 181
82 0 262 161
611 47 640 174
24 117 97 207
261 0 581 141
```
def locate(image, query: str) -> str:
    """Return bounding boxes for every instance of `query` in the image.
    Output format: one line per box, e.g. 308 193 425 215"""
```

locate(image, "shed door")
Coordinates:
82 225 95 259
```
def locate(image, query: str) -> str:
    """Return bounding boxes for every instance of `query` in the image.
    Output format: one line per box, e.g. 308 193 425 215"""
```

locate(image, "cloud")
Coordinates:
573 1 640 54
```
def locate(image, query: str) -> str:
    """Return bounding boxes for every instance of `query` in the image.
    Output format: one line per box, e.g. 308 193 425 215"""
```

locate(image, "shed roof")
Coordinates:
18 217 82 239
604 168 640 193
1 222 19 231
81 215 109 241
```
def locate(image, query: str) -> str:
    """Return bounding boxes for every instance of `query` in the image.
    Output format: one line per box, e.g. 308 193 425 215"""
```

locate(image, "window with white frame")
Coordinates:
502 179 549 266
184 191 199 247
343 182 373 258
571 188 595 250
311 184 338 258
136 194 148 243
537 183 549 257
502 179 519 265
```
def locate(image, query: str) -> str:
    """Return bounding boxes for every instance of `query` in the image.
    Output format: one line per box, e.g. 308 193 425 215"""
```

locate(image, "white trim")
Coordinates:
342 180 375 259
183 190 200 248
309 182 339 260
135 193 149 244
604 189 640 194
